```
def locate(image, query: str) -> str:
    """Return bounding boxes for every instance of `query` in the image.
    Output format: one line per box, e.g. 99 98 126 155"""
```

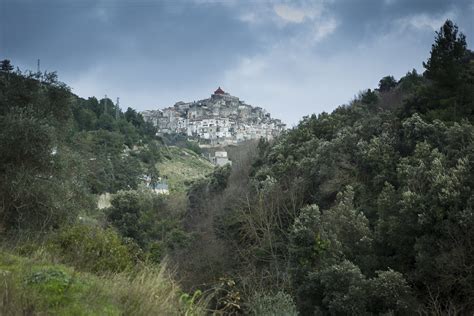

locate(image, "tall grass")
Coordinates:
0 269 34 316
103 263 206 316
0 249 207 315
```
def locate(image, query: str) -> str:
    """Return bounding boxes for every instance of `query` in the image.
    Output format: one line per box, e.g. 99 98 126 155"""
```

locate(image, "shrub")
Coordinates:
147 240 165 263
25 268 74 308
48 224 136 273
248 291 298 316
0 252 120 315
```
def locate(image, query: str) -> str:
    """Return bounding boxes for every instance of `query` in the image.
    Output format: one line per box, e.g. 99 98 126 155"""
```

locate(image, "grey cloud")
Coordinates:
1 0 473 124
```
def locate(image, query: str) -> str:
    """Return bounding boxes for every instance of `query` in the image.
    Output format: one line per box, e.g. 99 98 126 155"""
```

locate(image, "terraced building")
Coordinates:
141 87 285 147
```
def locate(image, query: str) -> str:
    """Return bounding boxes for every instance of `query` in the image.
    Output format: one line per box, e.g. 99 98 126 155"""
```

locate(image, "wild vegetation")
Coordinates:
1 20 473 315
157 146 214 192
174 20 474 314
0 57 205 313
0 250 196 315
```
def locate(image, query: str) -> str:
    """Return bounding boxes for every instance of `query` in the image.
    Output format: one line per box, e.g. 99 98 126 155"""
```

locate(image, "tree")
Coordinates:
322 186 373 269
0 59 14 72
86 97 102 117
125 107 143 127
0 109 90 231
107 191 144 244
398 69 424 92
378 75 397 92
423 20 468 88
317 260 368 315
209 164 232 193
360 89 378 105
97 113 116 131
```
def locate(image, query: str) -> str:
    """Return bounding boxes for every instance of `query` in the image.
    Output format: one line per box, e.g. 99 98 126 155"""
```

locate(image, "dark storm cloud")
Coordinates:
3 1 119 71
2 0 259 72
1 0 473 124
314 0 472 51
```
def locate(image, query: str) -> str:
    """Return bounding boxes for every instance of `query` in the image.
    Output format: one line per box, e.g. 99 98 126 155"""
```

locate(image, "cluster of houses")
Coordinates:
141 87 286 147
138 88 285 194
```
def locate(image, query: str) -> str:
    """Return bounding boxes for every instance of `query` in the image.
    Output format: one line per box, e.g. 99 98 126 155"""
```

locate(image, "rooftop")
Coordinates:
214 87 225 95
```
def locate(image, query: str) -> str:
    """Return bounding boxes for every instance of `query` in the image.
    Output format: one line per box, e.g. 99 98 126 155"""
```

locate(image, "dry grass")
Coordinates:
104 263 203 316
0 250 207 316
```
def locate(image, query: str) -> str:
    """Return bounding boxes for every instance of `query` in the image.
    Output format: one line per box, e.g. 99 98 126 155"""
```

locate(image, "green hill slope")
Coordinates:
157 146 214 192
0 250 193 315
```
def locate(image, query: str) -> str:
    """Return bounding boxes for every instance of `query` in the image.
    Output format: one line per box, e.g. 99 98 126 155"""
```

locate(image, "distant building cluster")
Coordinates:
141 87 286 147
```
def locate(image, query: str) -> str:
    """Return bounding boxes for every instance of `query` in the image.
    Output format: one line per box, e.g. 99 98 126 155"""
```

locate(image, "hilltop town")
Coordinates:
141 87 286 147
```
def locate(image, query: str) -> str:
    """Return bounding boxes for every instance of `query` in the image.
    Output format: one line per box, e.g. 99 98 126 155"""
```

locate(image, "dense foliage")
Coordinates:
0 65 162 232
0 59 206 314
177 20 474 314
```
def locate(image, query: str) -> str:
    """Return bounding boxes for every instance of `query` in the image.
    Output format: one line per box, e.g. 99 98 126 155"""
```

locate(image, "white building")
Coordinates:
211 150 232 166
141 87 286 147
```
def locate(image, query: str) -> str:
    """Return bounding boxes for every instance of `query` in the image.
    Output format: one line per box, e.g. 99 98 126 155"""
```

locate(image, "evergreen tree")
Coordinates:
0 59 14 72
378 75 397 92
423 20 468 88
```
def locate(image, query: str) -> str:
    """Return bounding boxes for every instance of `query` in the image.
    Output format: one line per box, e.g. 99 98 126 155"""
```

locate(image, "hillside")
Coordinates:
157 146 214 192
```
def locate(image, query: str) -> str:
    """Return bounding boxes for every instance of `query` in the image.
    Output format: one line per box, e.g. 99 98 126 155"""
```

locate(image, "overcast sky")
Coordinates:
2 0 473 125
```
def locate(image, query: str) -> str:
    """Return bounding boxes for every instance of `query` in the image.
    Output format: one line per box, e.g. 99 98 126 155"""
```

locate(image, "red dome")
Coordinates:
214 87 225 95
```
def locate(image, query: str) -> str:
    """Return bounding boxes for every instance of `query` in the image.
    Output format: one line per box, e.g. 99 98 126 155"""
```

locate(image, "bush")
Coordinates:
0 252 117 315
248 291 298 316
25 269 74 308
47 224 136 273
147 241 165 263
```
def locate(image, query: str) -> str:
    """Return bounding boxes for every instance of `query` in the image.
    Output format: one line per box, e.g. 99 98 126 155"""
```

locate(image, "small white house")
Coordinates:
211 151 232 166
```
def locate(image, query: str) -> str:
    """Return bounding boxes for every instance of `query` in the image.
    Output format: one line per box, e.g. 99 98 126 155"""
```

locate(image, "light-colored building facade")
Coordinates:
141 87 286 147
211 150 231 166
